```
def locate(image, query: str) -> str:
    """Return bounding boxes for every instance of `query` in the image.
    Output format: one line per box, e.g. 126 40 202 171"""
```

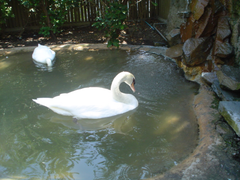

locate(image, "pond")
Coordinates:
0 49 199 180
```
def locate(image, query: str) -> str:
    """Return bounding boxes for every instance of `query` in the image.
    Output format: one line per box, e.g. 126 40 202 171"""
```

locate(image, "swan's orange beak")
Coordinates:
131 79 136 92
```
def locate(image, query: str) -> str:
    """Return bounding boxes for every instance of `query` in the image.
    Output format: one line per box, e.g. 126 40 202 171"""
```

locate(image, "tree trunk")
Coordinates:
41 0 57 41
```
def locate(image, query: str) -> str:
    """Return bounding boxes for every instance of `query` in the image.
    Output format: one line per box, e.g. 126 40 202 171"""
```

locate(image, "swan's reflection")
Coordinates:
32 59 56 72
48 110 136 134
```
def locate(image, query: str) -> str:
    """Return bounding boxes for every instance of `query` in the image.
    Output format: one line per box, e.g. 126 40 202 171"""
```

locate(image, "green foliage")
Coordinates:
0 0 14 31
233 0 240 16
19 0 81 38
210 96 220 110
92 1 128 48
39 0 69 37
151 1 158 7
39 26 51 37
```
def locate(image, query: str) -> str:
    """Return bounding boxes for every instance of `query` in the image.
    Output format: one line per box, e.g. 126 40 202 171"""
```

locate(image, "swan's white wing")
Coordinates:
32 45 55 63
33 87 136 119
56 88 133 119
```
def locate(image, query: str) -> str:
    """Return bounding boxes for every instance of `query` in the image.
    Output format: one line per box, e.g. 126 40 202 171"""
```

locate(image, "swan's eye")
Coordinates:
133 78 136 85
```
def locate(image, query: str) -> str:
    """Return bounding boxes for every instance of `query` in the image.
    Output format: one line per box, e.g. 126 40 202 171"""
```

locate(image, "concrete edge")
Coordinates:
0 44 168 57
148 83 223 180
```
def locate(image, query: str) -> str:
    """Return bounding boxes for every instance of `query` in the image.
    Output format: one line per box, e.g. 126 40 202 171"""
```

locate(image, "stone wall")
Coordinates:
166 0 190 33
165 0 240 139
166 0 240 67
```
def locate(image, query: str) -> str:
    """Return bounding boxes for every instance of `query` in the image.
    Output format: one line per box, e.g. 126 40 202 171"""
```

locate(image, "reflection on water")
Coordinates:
0 50 199 180
44 109 135 133
32 58 56 72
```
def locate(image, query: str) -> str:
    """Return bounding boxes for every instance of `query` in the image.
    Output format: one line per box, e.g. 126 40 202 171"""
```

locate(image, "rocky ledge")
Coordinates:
202 65 240 137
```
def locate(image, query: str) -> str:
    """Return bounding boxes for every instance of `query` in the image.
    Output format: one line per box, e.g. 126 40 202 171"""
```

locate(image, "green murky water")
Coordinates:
0 49 198 180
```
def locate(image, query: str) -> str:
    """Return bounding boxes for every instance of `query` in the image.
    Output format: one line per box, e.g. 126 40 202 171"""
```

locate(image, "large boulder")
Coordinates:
219 101 240 137
182 37 213 66
216 65 240 90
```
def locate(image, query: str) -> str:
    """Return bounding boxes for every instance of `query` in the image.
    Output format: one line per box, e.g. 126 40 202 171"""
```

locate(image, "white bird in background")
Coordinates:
32 44 56 66
33 71 138 119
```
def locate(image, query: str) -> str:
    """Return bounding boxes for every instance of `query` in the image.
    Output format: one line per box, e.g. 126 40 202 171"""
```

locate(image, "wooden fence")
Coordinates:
3 0 159 32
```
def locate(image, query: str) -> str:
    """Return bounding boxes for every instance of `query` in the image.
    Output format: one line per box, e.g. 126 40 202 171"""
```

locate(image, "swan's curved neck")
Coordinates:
110 75 127 102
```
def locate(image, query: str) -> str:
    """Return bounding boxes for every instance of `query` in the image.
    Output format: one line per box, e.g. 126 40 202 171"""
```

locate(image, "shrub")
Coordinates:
92 1 128 48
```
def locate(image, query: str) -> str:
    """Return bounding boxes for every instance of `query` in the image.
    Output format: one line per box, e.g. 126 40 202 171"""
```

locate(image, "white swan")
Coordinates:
32 44 55 66
33 71 138 119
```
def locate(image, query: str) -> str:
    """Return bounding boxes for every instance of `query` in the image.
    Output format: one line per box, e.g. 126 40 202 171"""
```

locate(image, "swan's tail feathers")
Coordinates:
46 59 52 66
33 98 52 108
32 98 72 116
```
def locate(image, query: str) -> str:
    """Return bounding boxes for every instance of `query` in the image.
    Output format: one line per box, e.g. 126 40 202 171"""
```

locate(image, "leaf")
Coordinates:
107 41 112 48
113 40 119 48
120 24 126 30
151 2 158 6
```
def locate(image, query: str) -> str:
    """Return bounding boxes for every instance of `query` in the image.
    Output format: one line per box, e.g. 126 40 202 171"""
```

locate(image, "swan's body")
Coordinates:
33 72 138 119
32 44 55 66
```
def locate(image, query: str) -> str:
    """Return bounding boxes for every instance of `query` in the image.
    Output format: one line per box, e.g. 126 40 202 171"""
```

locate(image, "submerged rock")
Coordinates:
216 65 240 90
166 44 183 59
182 37 213 66
219 101 240 137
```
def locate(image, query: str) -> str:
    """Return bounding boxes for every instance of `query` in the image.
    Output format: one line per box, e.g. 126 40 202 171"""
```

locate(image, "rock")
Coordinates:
190 0 210 20
182 37 213 66
230 18 240 66
201 72 218 84
214 40 233 58
211 80 240 101
180 14 195 43
177 11 191 18
153 42 167 46
216 16 231 41
214 57 225 65
179 61 202 81
167 29 182 46
213 1 227 14
219 101 240 137
195 7 212 38
166 44 183 59
216 65 240 90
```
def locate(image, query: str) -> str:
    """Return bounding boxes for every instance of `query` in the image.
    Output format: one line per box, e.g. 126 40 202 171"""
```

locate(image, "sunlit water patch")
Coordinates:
0 50 199 180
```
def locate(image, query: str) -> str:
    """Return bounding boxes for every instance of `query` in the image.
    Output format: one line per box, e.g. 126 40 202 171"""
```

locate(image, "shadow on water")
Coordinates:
0 50 199 180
